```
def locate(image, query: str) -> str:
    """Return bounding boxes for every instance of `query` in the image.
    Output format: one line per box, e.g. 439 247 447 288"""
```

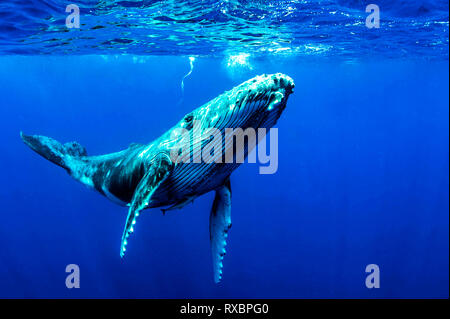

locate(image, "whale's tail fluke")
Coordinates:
20 132 87 173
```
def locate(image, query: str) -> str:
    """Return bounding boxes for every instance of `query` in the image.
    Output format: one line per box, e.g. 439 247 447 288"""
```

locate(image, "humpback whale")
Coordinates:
21 73 295 283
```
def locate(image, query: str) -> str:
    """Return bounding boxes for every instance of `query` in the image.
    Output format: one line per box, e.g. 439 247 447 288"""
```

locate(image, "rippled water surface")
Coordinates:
0 0 448 58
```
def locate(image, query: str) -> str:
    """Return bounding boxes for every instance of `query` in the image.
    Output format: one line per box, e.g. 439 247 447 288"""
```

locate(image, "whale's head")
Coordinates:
180 73 295 132
167 73 294 164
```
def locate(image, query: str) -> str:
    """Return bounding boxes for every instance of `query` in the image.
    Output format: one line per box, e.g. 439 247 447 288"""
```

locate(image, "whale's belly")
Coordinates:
149 162 240 208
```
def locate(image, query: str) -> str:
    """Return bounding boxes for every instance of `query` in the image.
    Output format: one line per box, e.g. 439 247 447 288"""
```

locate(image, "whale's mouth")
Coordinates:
227 73 295 128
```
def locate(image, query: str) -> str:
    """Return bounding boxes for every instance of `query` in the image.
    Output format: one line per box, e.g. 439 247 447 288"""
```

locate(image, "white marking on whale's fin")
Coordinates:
120 154 172 257
209 178 232 283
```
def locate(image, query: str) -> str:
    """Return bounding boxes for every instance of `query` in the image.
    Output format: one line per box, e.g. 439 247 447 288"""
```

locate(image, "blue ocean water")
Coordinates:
0 1 448 298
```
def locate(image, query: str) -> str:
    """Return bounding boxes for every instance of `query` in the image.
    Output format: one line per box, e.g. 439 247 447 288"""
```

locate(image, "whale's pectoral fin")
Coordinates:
120 154 172 257
209 178 232 283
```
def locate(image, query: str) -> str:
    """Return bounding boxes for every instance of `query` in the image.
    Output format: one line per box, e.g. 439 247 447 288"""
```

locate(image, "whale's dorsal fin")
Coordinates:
209 178 232 283
120 153 172 257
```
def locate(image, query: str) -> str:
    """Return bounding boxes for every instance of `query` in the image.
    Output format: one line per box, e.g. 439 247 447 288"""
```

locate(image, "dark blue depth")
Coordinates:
0 56 448 298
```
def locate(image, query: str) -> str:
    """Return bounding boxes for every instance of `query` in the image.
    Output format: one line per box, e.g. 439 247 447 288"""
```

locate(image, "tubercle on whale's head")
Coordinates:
200 73 295 131
239 72 295 113
245 73 295 98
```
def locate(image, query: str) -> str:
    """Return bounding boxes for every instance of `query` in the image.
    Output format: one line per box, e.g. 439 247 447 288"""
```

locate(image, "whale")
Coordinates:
21 73 295 283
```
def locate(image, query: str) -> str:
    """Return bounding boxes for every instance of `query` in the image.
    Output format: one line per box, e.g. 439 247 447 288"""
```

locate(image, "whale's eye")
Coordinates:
183 114 194 130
